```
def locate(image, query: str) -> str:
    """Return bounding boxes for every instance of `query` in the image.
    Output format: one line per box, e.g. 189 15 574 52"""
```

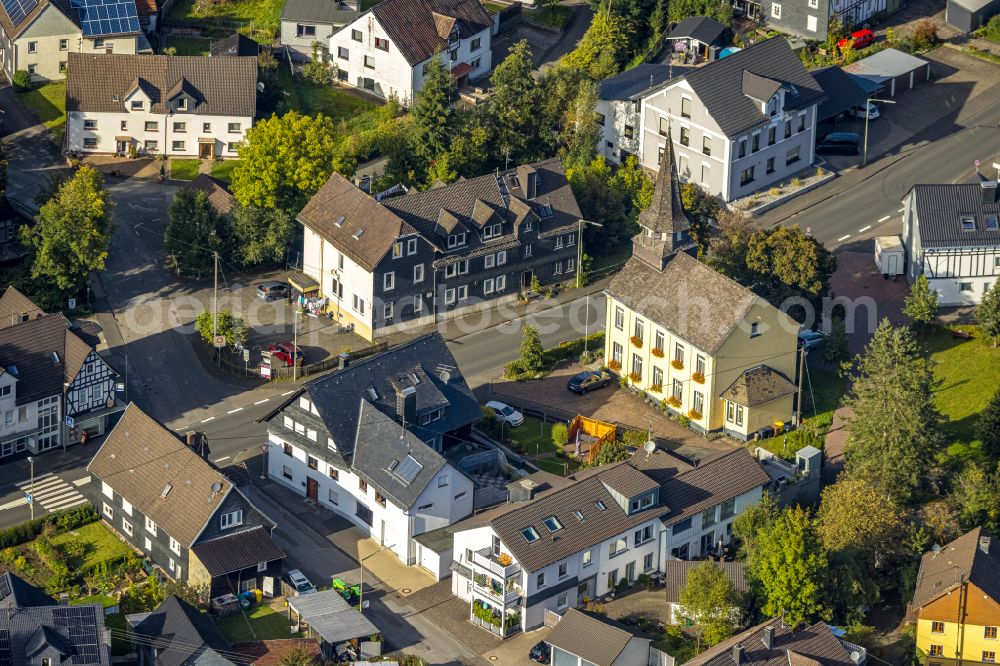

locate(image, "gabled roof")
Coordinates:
843 47 928 81
297 172 415 271
87 403 234 547
186 174 236 216
664 560 747 603
210 32 262 56
667 15 726 45
370 0 491 66
598 63 692 101
811 66 877 122
0 312 101 405
0 604 110 666
0 286 45 329
908 182 1000 248
280 0 358 24
911 526 1000 610
659 448 771 527
741 71 782 103
0 572 56 608
668 37 826 138
720 366 797 407
190 525 285 576
132 596 234 666
607 251 763 354
684 619 859 666
66 53 257 117
546 608 647 666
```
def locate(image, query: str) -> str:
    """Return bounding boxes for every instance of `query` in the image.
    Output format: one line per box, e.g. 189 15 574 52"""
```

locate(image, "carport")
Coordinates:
812 65 881 122
287 590 380 659
844 48 931 98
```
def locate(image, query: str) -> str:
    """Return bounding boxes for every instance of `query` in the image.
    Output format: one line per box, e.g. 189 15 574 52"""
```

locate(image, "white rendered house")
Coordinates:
328 0 492 105
65 53 256 158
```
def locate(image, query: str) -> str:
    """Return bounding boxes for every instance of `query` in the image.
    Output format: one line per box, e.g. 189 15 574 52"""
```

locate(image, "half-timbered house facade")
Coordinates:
902 178 1000 306
88 404 285 598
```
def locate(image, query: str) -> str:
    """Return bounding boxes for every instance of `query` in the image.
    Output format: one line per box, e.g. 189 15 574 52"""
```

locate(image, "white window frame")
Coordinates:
145 516 157 535
220 509 243 529
122 518 133 536
122 498 133 516
485 254 495 269
771 2 781 17
169 537 181 555
102 503 114 520
383 271 395 290
406 238 418 255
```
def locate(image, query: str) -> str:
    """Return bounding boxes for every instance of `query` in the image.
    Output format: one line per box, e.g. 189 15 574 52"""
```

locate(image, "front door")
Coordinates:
625 561 636 583
380 519 386 546
700 531 715 556
521 270 534 291
199 141 212 159
306 477 318 500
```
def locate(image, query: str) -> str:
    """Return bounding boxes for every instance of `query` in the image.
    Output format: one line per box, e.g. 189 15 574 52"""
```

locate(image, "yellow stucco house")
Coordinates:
604 141 799 440
911 527 999 666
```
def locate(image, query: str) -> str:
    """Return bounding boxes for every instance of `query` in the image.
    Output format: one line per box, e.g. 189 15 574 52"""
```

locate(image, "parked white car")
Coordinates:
284 569 316 596
485 401 524 427
849 103 879 120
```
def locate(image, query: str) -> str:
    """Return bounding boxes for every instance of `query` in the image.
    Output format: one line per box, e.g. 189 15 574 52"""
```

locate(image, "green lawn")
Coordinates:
18 81 66 145
210 160 240 184
359 0 380 8
278 68 377 122
801 360 849 431
483 0 507 13
525 4 572 29
165 0 284 35
215 604 298 642
50 523 133 571
170 159 200 181
925 325 1000 459
533 456 582 476
507 416 557 455
164 35 212 55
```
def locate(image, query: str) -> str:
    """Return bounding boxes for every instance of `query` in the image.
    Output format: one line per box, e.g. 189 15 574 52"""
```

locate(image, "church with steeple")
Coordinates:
603 143 801 441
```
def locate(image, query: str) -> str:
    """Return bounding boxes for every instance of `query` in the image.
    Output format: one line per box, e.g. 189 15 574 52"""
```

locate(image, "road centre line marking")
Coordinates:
837 235 851 242
878 215 891 223
15 473 53 487
227 407 244 414
281 391 295 396
898 207 905 212
859 225 872 233
201 416 216 423
254 399 270 405
0 498 26 510
214 456 231 463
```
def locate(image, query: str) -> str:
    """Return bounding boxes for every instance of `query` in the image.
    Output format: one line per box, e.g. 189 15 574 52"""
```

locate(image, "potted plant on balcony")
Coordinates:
692 371 705 384
497 552 512 566
651 347 664 358
671 359 684 370
630 335 643 348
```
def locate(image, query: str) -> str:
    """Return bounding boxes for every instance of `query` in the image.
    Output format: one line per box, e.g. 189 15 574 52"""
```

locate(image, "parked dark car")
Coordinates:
529 641 550 664
816 132 860 156
257 280 288 301
567 369 613 394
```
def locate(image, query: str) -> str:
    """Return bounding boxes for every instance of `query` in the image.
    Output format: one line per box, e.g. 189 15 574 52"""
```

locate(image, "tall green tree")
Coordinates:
903 274 938 329
977 387 1000 460
745 225 837 308
411 53 458 162
950 461 1000 533
487 40 546 165
230 204 294 266
231 111 337 213
977 281 1000 347
562 80 601 169
164 188 224 277
519 323 544 374
843 319 942 503
680 182 718 257
747 506 829 625
817 477 906 570
567 156 628 248
707 209 755 285
678 561 741 648
561 12 628 80
20 165 115 292
822 316 850 366
731 492 778 560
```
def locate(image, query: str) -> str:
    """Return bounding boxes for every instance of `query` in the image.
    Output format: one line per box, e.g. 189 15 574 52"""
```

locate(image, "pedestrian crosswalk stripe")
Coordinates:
15 472 53 487
10 474 89 514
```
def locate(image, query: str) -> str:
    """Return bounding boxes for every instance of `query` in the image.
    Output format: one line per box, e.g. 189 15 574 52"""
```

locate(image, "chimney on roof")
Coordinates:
396 386 416 425
338 352 350 370
981 535 992 555
762 626 775 650
980 177 998 204
733 644 745 665
509 479 538 503
519 165 537 200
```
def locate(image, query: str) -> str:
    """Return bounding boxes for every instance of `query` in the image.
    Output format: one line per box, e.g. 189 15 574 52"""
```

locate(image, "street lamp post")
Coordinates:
358 544 394 615
862 97 896 166
577 219 603 355
27 456 34 521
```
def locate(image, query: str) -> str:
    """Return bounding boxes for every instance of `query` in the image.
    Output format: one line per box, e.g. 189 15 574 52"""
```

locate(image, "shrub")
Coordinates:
0 505 97 549
12 70 32 92
769 187 781 196
913 20 938 50
677 414 691 428
816 167 826 177
551 422 568 448
791 177 802 187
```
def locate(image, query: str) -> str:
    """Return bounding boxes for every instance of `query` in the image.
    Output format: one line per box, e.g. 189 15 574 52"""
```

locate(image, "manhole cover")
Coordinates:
489 656 499 662
401 588 412 594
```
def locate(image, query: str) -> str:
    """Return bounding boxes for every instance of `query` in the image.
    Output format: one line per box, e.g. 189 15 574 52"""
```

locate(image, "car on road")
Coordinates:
529 641 550 664
816 132 860 156
567 369 613 394
265 342 304 367
485 401 524 427
849 102 879 120
838 28 875 51
798 328 827 350
256 280 288 301
284 569 316 596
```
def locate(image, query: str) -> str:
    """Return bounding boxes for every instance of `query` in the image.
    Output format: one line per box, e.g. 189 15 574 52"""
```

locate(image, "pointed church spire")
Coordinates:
631 129 695 271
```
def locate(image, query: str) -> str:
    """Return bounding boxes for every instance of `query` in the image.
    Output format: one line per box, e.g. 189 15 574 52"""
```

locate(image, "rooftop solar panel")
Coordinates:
0 576 10 601
393 455 423 485
1 0 38 27
69 0 139 36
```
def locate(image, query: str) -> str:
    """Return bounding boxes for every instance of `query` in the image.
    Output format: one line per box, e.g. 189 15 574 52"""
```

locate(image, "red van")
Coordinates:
838 29 875 51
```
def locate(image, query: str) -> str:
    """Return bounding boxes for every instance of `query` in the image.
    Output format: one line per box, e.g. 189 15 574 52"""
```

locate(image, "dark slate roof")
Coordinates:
210 33 261 57
658 448 771 528
0 572 56 608
909 182 1000 248
280 0 358 24
88 403 235 547
545 609 645 666
0 312 96 405
668 16 727 45
133 596 234 666
911 526 1000 610
370 0 491 66
684 619 858 666
186 174 236 216
66 53 257 117
0 604 110 666
607 251 762 354
719 366 797 407
675 37 826 138
190 526 285 576
0 287 45 329
638 137 691 237
664 561 747 603
811 66 874 122
598 63 691 101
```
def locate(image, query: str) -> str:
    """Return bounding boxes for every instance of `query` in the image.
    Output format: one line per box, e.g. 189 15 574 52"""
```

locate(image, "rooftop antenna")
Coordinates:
504 147 510 171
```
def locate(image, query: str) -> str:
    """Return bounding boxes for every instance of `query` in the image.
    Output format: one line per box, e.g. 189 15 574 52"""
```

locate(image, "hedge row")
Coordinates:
0 504 97 549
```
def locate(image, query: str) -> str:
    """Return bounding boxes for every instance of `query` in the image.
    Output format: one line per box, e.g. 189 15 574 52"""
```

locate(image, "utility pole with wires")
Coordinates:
212 250 220 361
795 345 807 425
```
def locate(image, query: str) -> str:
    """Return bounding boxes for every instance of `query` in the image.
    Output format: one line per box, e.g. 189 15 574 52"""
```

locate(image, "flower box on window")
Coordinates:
651 347 664 358
671 359 684 370
692 371 705 384
608 359 621 372
649 383 662 393
628 371 642 383
630 336 643 348
688 409 702 421
666 396 681 408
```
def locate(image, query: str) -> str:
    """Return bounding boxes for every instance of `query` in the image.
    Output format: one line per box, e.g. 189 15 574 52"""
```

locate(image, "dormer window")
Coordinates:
483 223 502 240
177 97 188 111
447 232 466 248
131 100 143 110
538 204 553 219
449 26 459 45
961 215 976 231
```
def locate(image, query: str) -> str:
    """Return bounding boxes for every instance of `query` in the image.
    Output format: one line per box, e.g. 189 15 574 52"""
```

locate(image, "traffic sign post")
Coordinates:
214 335 226 348
25 492 32 505
65 415 74 428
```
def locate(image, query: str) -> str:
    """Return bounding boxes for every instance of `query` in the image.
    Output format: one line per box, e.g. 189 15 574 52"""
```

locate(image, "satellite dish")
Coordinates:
932 543 942 553
643 439 656 457
210 482 222 493
850 652 861 664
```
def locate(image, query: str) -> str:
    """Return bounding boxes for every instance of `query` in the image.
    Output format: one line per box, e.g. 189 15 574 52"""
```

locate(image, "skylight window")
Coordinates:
961 215 976 231
353 228 364 239
542 516 563 533
409 372 420 385
595 500 606 511
521 526 540 543
574 510 584 521
367 387 379 400
986 215 998 230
